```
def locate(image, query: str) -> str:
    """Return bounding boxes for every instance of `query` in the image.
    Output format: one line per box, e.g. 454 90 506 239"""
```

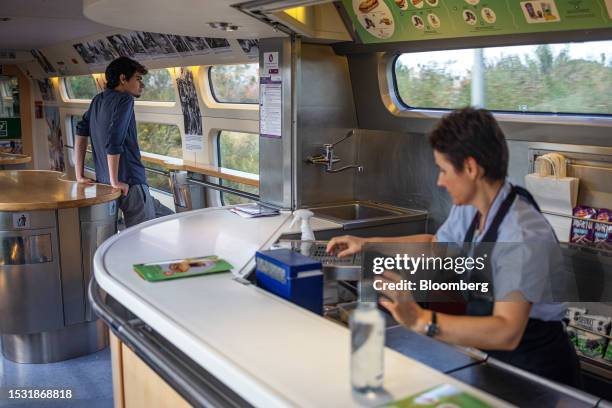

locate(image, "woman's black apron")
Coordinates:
463 185 580 387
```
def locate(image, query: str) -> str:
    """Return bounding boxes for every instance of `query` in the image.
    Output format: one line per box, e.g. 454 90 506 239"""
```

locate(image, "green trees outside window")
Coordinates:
218 130 259 205
139 69 176 102
209 64 258 104
395 41 611 115
65 76 98 100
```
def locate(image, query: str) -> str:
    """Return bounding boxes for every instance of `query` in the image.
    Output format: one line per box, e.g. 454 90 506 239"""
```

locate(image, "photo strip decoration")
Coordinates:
176 67 203 151
238 39 259 60
43 106 65 172
73 32 235 68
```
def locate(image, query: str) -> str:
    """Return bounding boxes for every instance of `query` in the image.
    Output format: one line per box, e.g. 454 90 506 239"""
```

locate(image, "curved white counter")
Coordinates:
94 207 511 407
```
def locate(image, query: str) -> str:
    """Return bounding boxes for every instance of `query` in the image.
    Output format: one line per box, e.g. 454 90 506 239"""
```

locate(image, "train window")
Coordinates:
64 75 98 100
139 68 176 102
137 122 182 158
68 115 81 148
144 162 171 194
209 64 258 104
68 114 94 169
394 40 612 115
217 130 259 205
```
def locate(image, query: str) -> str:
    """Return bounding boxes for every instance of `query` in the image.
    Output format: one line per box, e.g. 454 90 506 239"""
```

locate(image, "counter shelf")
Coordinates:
0 170 120 363
89 207 612 407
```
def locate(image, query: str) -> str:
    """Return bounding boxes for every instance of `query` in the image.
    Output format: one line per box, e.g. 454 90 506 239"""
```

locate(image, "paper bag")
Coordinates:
524 173 579 215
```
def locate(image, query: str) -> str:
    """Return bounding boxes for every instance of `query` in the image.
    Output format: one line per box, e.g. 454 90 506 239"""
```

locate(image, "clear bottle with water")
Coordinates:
350 301 385 392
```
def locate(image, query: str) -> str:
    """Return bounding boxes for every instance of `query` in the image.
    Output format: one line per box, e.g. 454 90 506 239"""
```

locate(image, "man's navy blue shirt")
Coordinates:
76 89 147 186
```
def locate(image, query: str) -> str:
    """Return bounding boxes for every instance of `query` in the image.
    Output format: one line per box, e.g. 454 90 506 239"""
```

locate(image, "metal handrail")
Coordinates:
187 177 260 201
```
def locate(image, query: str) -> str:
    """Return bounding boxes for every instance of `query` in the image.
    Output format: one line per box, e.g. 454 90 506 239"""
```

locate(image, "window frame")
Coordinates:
207 65 259 106
61 75 98 103
387 46 612 125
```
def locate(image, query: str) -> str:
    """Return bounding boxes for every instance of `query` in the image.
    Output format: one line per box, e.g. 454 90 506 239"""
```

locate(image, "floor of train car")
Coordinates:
0 338 113 407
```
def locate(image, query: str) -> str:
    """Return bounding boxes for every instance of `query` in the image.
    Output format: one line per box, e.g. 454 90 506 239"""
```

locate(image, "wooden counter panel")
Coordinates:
0 170 121 211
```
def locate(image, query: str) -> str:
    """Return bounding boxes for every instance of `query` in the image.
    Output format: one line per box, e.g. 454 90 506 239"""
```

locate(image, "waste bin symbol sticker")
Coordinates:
12 212 30 228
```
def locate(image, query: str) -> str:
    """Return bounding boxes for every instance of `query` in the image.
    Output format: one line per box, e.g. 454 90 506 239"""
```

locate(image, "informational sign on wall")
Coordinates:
0 118 22 139
341 0 612 44
260 78 282 139
260 51 283 139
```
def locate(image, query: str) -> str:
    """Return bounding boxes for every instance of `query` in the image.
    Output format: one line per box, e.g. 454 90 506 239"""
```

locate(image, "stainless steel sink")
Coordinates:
309 201 427 229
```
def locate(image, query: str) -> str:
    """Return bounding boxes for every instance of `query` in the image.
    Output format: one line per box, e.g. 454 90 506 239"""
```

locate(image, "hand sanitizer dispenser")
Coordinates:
289 209 315 255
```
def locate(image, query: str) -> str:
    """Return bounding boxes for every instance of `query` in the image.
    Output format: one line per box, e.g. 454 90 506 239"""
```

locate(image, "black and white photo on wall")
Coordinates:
148 33 177 57
205 38 231 53
74 39 118 67
176 67 203 151
123 32 149 59
73 43 96 64
167 35 192 55
36 79 54 102
30 49 56 73
184 36 210 55
44 106 65 172
238 39 259 59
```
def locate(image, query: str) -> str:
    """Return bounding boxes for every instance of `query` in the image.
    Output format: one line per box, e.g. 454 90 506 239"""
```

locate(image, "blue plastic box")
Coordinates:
255 249 323 315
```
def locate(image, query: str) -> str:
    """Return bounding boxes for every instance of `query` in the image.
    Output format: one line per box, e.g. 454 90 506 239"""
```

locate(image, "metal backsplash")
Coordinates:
296 44 359 208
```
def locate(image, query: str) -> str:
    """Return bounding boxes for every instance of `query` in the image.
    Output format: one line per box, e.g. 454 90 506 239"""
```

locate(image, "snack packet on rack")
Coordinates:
593 208 611 250
570 206 597 244
605 342 612 363
565 307 587 345
574 314 611 359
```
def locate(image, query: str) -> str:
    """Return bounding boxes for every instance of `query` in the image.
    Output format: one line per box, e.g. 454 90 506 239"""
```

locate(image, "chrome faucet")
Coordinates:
307 130 364 173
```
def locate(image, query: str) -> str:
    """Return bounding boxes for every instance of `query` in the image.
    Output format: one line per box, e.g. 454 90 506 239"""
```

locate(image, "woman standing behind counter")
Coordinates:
327 108 580 386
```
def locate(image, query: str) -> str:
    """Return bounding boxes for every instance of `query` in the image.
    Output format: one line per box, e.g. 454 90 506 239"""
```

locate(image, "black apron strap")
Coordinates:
464 186 518 243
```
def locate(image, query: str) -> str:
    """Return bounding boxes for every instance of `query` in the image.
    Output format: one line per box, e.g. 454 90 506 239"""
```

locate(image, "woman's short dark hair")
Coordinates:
105 57 147 89
429 107 508 182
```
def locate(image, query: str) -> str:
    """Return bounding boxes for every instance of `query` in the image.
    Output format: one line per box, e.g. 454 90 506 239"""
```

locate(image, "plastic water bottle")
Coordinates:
350 301 384 392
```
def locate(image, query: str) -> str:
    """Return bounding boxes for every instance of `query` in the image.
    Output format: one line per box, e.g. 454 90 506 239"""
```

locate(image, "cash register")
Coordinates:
255 240 361 315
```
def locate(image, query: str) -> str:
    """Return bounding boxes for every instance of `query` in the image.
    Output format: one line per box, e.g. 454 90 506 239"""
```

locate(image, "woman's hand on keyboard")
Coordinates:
326 235 366 258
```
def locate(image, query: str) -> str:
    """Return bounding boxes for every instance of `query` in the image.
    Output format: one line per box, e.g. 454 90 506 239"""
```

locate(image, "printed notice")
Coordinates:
185 134 203 151
263 52 281 81
260 80 282 139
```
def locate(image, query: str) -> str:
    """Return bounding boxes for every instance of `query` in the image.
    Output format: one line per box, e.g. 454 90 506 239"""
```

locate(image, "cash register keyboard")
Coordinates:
279 240 361 267
309 242 361 266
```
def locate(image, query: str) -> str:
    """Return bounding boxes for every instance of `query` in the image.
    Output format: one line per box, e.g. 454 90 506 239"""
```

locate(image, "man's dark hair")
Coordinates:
105 57 147 89
429 107 508 182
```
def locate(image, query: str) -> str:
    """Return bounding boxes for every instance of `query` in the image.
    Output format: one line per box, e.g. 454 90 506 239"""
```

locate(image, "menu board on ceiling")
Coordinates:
341 0 612 44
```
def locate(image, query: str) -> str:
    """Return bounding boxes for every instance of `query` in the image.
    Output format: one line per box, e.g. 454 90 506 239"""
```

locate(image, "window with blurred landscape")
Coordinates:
394 41 612 115
69 114 95 169
137 122 182 193
140 68 176 102
209 64 258 104
218 130 259 205
64 75 98 100
137 122 182 158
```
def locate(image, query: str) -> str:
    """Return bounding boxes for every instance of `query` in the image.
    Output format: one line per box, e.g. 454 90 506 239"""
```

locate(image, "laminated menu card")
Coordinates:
134 256 233 282
382 384 493 408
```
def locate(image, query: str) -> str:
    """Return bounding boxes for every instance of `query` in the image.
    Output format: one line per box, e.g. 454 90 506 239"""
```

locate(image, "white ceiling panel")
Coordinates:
0 0 115 50
83 0 284 39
